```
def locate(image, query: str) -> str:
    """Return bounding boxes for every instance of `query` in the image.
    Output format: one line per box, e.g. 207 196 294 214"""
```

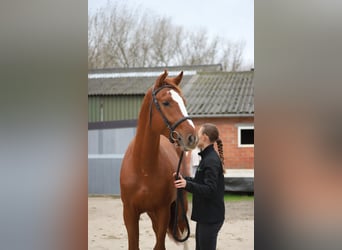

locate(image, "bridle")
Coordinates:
150 84 193 145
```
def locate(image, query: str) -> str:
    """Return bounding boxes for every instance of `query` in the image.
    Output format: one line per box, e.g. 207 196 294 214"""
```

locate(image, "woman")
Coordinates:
174 123 225 250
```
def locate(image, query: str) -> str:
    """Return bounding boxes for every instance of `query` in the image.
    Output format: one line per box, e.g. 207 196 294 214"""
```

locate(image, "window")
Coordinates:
238 125 254 147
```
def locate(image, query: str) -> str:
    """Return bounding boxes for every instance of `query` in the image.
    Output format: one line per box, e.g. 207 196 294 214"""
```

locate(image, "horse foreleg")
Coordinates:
123 204 140 250
150 207 170 250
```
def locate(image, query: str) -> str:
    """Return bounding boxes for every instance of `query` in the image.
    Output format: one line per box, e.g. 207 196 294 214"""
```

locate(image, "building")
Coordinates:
88 65 254 194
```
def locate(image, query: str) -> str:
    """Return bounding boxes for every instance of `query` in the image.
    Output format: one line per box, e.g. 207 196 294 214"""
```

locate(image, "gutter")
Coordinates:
190 114 254 118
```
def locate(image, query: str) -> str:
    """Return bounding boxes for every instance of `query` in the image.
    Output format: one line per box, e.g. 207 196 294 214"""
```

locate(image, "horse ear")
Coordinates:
174 71 183 86
154 70 168 88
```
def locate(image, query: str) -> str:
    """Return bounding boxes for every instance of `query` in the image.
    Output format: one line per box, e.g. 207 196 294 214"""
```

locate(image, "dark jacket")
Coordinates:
184 144 225 223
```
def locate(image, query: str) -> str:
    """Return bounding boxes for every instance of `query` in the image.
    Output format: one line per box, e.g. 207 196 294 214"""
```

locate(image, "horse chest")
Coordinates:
131 176 173 207
139 175 170 194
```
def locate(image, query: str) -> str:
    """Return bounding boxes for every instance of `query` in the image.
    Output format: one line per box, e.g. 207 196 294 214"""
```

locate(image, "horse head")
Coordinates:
150 70 198 151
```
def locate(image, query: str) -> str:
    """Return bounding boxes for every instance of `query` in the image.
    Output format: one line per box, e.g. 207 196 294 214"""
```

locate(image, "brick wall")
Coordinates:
193 117 254 170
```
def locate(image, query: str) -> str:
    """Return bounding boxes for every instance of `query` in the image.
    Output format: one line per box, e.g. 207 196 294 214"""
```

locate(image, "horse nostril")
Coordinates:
187 134 197 145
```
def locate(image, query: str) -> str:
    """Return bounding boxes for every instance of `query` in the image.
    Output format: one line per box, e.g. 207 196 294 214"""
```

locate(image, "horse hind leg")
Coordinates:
183 241 189 250
147 207 170 250
149 208 189 250
123 204 140 250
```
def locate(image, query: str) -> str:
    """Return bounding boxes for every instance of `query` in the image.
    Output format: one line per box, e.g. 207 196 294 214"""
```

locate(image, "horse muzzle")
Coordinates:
170 131 198 151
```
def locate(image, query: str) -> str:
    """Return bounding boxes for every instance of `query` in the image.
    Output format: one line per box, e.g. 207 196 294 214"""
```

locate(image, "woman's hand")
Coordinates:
173 173 187 189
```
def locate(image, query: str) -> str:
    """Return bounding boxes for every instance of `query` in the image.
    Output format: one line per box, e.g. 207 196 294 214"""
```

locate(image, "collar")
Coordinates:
198 144 215 157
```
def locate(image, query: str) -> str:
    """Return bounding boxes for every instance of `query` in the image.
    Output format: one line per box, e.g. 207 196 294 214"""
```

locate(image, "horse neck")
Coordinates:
134 125 160 161
133 94 162 169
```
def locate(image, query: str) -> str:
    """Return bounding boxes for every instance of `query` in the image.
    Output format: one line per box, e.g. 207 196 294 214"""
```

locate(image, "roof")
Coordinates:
88 64 222 96
183 71 254 117
88 75 195 96
88 65 254 117
88 64 222 75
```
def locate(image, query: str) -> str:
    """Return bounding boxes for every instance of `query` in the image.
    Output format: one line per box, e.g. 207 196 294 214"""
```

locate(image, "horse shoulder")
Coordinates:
158 137 179 171
120 140 138 186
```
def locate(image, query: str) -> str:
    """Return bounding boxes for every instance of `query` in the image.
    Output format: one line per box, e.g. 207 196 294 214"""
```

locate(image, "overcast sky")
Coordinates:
88 0 254 66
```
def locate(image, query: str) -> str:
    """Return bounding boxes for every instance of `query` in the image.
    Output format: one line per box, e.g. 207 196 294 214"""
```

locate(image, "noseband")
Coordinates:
150 84 192 144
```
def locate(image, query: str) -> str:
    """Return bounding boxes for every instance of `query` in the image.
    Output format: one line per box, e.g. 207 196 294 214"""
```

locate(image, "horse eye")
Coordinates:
162 101 170 107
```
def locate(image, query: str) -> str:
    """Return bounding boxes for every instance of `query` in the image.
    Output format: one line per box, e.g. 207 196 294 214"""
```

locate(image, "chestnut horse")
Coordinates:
120 70 198 250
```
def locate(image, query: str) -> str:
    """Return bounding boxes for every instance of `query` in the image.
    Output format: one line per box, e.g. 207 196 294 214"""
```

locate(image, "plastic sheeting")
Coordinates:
224 177 254 193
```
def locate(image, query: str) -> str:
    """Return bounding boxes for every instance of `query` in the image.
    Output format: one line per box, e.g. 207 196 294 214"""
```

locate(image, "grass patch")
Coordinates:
88 194 121 199
224 193 254 201
187 192 254 202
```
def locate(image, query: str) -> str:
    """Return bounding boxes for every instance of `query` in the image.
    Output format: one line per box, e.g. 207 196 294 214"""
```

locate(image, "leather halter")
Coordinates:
150 84 192 144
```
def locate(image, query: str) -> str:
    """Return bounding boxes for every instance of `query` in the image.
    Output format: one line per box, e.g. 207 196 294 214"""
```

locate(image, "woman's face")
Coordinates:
197 127 206 149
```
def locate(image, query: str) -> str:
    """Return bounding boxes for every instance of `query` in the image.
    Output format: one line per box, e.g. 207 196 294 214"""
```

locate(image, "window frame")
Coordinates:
237 125 254 148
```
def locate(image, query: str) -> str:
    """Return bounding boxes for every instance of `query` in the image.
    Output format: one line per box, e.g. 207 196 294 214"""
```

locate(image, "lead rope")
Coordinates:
173 151 190 242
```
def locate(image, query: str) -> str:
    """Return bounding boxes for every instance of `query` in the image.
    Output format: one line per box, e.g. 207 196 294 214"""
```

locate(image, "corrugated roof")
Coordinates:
88 64 222 96
88 64 222 75
183 71 254 116
88 65 254 116
88 75 194 95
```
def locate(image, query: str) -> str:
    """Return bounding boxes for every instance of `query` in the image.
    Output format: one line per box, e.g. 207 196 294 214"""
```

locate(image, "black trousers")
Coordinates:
195 221 224 250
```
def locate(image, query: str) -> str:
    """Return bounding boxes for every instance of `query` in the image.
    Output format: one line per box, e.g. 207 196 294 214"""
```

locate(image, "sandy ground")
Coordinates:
88 196 254 250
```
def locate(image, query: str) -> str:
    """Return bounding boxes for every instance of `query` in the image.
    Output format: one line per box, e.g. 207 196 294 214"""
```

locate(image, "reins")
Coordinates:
173 151 190 242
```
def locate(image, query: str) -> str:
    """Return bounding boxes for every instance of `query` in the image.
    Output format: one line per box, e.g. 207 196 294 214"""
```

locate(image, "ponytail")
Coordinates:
216 138 226 174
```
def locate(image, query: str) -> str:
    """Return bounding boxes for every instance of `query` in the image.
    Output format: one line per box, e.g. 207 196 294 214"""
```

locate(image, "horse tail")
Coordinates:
168 190 190 242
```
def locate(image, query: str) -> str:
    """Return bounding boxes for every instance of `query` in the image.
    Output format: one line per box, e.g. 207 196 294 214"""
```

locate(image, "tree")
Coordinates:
88 2 250 71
